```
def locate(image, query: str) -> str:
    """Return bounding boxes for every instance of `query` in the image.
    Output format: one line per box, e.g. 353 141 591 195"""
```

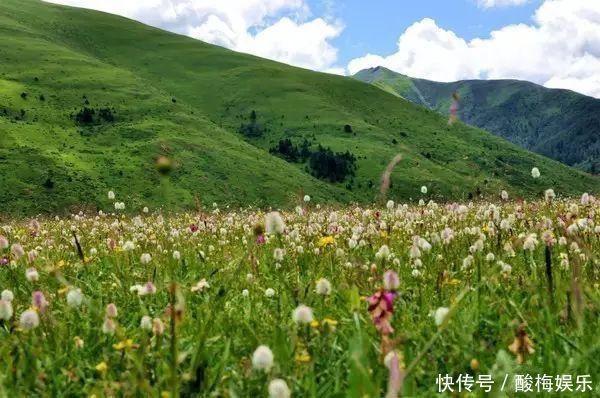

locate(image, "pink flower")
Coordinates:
32 291 49 312
367 290 396 335
255 234 266 245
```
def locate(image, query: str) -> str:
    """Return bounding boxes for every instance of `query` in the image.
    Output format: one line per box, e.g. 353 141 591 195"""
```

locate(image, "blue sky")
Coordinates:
46 0 600 97
315 0 543 66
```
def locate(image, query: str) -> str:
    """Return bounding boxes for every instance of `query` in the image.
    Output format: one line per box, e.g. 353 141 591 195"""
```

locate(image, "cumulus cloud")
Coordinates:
348 0 600 98
477 0 529 8
44 0 343 71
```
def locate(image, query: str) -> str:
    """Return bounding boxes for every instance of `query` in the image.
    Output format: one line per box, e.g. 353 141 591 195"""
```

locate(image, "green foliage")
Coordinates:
0 0 598 216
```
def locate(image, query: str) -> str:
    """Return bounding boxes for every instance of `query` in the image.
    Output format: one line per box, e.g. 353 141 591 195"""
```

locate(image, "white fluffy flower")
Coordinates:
292 304 314 324
19 309 40 330
268 378 291 398
123 240 135 251
140 253 152 264
265 212 285 235
434 307 450 326
140 315 152 330
315 278 332 295
375 244 391 260
501 190 509 200
0 300 13 320
265 288 275 298
303 195 311 203
191 279 210 293
25 267 39 282
273 248 285 262
1 289 14 302
544 189 556 202
531 167 540 179
421 185 428 194
251 345 274 371
386 200 395 210
66 289 83 307
108 191 115 200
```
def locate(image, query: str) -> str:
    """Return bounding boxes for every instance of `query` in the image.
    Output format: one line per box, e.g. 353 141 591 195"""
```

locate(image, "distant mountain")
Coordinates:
354 67 600 174
0 1 597 215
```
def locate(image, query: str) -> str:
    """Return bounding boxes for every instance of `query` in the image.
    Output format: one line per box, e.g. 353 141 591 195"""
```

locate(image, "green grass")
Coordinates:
0 0 598 216
354 66 600 173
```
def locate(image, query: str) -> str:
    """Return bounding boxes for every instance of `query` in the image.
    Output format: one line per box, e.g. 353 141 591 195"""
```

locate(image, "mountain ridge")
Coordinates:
354 66 600 173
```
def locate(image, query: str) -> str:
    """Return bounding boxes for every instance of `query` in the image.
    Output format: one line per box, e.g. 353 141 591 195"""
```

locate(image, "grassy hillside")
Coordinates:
354 66 600 173
0 0 598 215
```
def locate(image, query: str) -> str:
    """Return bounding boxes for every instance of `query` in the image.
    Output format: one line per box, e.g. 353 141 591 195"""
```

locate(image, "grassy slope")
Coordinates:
354 67 600 172
0 1 598 216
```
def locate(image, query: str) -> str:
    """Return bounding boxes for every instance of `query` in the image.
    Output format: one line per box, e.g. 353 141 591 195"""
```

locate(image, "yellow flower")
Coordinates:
317 236 335 248
295 351 311 363
95 361 108 373
56 260 65 268
310 320 320 328
322 317 338 331
84 256 92 264
380 231 388 238
58 286 69 295
161 392 170 398
113 339 138 351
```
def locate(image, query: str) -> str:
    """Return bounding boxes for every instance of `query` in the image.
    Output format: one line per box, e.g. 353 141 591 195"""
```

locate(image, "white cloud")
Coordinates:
348 0 600 98
44 0 344 71
477 0 529 8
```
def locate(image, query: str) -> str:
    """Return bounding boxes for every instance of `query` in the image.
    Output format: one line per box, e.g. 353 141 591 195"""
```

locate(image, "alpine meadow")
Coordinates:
0 0 600 397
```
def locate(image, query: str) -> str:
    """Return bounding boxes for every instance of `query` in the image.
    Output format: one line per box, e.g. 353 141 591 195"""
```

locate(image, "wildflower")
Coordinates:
105 303 118 318
1 289 14 302
122 241 135 251
242 289 249 297
143 206 149 213
303 195 311 203
386 200 395 210
172 250 181 260
295 349 311 363
140 253 152 264
501 190 509 200
273 248 285 261
544 188 556 202
265 212 285 235
317 236 335 248
191 279 210 292
508 324 534 364
0 300 13 320
315 278 332 295
292 305 314 324
252 345 274 371
25 267 39 282
152 318 165 335
140 315 152 330
383 270 400 290
108 191 115 200
32 291 49 312
19 309 40 330
0 236 8 249
485 253 495 262
531 167 540 178
376 244 391 260
113 339 138 351
433 307 450 326
66 289 83 307
367 290 396 335
102 318 116 335
139 282 157 296
11 243 25 259
265 288 275 298
421 186 428 194
268 378 291 398
95 361 108 373
581 192 590 206
523 234 538 251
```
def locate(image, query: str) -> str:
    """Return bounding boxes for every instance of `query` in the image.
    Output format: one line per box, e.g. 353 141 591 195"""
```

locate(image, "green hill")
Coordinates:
354 66 600 174
1 0 598 215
